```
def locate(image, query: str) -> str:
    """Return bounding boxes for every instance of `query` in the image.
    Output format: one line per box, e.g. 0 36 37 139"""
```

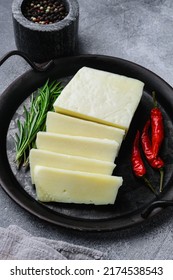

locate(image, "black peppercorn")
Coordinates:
23 0 68 24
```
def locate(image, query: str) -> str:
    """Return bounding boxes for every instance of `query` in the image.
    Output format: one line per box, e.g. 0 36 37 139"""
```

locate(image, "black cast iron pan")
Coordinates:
0 50 173 231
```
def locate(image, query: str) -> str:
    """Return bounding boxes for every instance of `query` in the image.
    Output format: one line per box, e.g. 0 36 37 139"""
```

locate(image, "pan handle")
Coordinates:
141 200 173 219
0 50 54 72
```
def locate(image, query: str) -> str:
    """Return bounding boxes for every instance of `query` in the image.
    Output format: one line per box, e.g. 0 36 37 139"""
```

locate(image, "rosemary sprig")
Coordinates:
14 80 63 168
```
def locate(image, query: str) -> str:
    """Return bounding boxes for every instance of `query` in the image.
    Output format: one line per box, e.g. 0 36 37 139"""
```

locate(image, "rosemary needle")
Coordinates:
14 80 63 168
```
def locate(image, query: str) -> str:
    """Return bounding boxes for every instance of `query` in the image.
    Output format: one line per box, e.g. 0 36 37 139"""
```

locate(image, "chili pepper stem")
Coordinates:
143 176 158 196
159 168 164 193
152 91 157 108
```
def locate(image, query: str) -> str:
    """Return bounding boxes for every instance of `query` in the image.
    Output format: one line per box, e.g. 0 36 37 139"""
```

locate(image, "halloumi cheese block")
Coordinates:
53 67 144 131
46 111 125 144
34 165 123 204
36 132 120 162
29 148 116 184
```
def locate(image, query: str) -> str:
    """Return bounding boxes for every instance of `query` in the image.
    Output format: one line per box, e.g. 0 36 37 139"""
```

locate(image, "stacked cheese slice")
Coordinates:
30 67 144 205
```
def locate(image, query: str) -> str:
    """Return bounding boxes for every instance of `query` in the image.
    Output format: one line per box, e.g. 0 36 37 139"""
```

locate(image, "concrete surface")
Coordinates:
1 0 173 259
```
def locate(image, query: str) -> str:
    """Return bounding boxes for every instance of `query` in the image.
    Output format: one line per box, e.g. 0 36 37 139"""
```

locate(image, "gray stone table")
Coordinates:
1 0 173 259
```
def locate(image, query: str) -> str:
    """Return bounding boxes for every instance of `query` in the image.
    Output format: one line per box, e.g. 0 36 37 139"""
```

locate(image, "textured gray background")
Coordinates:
1 0 173 259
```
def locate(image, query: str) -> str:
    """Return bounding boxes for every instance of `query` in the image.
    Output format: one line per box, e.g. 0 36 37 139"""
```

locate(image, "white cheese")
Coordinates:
46 111 125 144
36 131 120 162
34 165 123 204
53 67 144 130
29 148 116 184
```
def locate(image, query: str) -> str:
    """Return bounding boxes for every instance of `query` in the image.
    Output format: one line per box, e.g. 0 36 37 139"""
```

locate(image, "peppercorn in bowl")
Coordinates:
23 0 68 25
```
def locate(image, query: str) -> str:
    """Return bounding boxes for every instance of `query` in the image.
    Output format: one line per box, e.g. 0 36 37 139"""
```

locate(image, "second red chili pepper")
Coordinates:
141 119 164 193
141 119 164 169
132 130 157 195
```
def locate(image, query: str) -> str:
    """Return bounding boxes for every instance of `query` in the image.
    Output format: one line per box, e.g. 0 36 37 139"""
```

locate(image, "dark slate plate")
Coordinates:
0 54 173 231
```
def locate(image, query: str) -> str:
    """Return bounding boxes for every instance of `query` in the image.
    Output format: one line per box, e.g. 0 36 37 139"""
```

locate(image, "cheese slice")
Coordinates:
53 67 144 130
46 111 125 144
29 148 116 184
34 165 123 204
36 132 120 162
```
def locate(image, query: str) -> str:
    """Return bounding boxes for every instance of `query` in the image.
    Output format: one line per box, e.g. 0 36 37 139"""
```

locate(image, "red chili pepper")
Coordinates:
141 119 164 169
150 92 164 192
151 92 164 158
132 130 146 177
132 131 157 195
